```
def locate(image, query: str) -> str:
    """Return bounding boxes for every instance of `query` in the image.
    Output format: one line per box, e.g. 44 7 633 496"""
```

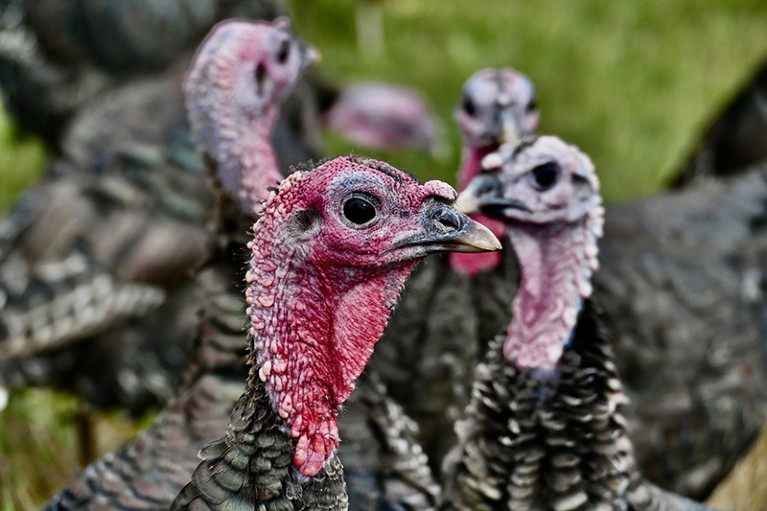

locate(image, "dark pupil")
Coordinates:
532 162 559 190
276 40 290 64
254 63 267 94
527 98 538 113
462 95 476 116
344 197 376 224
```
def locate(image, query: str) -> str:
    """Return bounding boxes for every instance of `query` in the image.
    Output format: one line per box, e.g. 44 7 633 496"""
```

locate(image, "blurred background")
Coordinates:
1 0 767 509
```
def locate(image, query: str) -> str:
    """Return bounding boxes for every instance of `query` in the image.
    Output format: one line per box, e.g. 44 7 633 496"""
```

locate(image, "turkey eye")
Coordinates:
276 40 291 64
530 162 559 190
343 197 377 225
254 63 267 94
527 98 538 113
461 94 476 117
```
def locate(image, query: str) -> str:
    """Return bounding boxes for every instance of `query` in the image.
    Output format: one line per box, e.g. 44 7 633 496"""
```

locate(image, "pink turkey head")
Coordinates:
184 17 319 213
246 156 500 477
324 83 441 155
458 136 601 226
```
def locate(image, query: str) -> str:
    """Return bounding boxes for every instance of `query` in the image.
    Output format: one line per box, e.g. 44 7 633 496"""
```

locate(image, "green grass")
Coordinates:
288 0 767 201
1 2 767 509
0 110 45 213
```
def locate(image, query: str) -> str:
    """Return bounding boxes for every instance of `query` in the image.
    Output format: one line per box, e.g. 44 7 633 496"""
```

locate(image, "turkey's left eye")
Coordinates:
343 197 377 225
276 40 291 64
461 94 476 117
530 162 559 191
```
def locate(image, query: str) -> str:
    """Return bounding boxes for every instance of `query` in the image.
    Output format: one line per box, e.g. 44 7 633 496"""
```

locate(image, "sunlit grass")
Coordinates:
0 108 45 213
1 2 767 509
0 389 152 510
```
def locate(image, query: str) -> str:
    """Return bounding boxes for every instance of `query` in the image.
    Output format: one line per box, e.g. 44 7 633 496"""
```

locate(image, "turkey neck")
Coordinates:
214 107 282 216
246 222 418 478
449 144 506 275
505 216 599 373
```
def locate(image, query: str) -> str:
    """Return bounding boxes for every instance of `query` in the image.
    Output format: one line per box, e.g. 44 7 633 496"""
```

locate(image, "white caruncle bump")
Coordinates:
259 359 272 381
481 152 504 171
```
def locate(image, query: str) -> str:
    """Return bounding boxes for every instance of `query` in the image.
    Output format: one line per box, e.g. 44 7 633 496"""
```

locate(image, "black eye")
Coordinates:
276 40 291 64
531 162 559 191
461 94 476 117
254 62 267 95
343 196 377 225
527 98 538 113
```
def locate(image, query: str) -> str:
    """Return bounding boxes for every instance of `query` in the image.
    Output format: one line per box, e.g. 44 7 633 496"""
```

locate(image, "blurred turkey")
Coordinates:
370 67 538 474
324 82 442 155
44 20 444 510
0 0 445 416
595 161 767 498
444 136 714 510
675 56 767 187
0 0 443 153
0 0 319 415
44 21 310 508
0 0 286 146
170 157 499 510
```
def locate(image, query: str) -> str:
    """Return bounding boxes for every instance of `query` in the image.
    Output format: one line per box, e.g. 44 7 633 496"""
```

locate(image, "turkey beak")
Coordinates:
487 108 520 145
457 173 530 218
394 201 502 254
299 41 321 72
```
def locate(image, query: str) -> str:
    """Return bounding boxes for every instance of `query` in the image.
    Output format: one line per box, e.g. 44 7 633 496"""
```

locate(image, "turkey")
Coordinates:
0 0 286 146
0 3 317 416
593 161 767 498
0 2 443 416
444 135 714 510
170 156 500 510
41 18 314 510
44 19 445 510
370 67 539 473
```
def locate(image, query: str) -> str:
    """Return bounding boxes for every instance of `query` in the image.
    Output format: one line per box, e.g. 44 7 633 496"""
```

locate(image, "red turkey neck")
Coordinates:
245 202 418 477
450 144 505 275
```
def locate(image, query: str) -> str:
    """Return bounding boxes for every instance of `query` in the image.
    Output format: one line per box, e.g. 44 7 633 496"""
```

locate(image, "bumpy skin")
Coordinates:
674 58 767 186
42 21 447 508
